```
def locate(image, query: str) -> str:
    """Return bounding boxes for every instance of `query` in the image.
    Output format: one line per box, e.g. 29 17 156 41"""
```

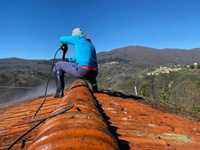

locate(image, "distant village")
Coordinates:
147 62 200 76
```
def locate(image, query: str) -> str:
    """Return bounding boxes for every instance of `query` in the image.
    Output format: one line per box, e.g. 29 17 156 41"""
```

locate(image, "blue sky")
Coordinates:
0 0 199 59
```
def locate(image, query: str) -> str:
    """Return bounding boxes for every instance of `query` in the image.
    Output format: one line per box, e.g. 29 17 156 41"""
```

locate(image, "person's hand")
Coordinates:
60 44 68 52
60 44 68 60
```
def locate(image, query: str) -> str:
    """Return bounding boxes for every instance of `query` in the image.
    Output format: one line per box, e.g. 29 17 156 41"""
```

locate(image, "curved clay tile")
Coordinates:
28 80 119 150
1 80 200 150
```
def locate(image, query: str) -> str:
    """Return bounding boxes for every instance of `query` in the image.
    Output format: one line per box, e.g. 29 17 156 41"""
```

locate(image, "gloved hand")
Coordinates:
60 44 68 60
60 44 68 52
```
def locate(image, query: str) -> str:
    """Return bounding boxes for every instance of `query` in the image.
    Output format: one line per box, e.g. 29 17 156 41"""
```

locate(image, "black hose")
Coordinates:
7 47 72 149
7 48 62 150
7 102 74 150
33 48 61 118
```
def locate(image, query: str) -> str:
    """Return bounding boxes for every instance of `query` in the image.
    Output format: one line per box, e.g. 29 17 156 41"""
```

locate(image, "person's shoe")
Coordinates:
91 79 98 92
92 84 98 92
86 79 98 92
54 93 60 98
54 90 64 98
54 93 64 98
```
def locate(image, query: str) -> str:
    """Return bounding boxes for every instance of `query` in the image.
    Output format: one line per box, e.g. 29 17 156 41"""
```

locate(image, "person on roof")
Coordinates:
53 27 98 97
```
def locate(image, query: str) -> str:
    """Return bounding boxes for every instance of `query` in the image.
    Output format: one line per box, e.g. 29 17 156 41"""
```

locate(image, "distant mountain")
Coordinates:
1 46 200 68
0 46 200 105
98 46 200 65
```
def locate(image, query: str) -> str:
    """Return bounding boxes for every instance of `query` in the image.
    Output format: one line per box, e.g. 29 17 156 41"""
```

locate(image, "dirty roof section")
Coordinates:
0 79 200 150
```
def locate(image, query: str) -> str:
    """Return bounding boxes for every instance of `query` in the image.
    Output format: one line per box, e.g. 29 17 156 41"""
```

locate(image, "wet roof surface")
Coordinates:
0 80 200 150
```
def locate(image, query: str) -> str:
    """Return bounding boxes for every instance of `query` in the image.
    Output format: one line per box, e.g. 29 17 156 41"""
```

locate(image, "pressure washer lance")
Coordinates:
33 44 68 118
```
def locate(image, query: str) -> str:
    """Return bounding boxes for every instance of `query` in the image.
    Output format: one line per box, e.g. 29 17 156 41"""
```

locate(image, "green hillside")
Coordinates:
0 46 200 119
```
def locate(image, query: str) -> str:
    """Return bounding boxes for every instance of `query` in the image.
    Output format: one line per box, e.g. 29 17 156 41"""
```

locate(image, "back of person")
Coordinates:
53 27 98 97
60 29 98 70
73 36 98 69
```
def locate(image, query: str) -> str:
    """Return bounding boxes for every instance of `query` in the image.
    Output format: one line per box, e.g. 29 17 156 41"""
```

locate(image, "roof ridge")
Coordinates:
28 79 120 150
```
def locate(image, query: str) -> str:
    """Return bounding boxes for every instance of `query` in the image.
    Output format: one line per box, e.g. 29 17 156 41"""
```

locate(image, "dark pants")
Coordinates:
53 61 98 96
53 61 98 79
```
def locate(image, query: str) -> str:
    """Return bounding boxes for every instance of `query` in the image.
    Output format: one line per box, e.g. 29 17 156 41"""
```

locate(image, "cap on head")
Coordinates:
72 27 84 36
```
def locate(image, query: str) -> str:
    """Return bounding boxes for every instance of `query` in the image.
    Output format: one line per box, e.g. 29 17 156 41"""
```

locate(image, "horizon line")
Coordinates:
0 45 199 60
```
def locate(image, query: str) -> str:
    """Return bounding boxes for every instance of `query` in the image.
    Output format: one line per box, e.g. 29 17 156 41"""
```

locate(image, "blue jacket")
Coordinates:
60 35 98 69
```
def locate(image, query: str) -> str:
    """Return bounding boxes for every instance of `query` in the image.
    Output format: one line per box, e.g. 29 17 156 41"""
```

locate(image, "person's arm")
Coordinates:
60 36 78 45
60 36 78 62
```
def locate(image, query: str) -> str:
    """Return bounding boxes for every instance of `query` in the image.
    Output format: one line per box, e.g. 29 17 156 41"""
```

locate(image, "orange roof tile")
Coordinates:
0 79 200 150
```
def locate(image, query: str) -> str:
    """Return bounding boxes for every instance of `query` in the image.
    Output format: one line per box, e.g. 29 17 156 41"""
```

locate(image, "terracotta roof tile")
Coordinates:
0 79 200 150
